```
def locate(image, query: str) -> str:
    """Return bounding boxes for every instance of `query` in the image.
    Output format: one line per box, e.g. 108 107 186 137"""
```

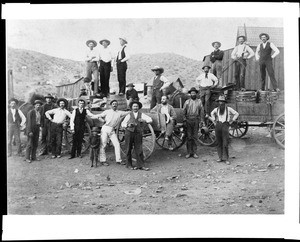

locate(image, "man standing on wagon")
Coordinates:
255 33 280 92
116 37 130 96
210 41 224 83
85 40 99 95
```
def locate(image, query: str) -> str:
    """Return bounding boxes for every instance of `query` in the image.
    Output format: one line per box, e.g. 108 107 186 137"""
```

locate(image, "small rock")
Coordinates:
65 182 71 188
202 159 207 162
251 181 257 185
178 154 182 157
150 194 158 198
97 205 104 209
28 196 37 200
124 188 142 195
267 163 273 167
257 169 267 172
259 200 263 203
61 206 66 209
181 186 188 191
92 202 96 205
74 169 79 173
246 203 253 207
175 193 187 198
54 195 58 198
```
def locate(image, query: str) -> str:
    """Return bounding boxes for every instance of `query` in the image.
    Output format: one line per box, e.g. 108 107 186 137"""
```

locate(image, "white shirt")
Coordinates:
10 108 26 126
196 73 219 88
69 107 97 130
211 106 239 123
45 108 72 124
85 48 99 62
117 44 130 62
151 75 171 90
255 41 280 61
231 44 255 60
121 112 152 128
96 109 129 128
99 46 115 65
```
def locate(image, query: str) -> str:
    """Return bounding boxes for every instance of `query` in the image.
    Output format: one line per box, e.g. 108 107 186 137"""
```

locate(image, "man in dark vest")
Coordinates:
210 41 224 83
116 37 130 96
149 66 171 109
121 101 152 170
7 98 26 157
69 99 98 159
40 93 56 156
25 100 43 163
255 33 280 92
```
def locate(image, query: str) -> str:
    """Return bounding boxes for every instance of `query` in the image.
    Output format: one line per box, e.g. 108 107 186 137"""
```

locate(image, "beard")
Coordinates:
191 95 197 100
219 103 226 115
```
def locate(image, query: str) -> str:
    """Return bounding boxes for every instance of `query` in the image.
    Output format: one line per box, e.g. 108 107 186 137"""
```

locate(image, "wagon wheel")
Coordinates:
198 120 217 146
155 124 186 151
229 121 248 138
64 122 91 154
271 113 285 149
116 119 156 161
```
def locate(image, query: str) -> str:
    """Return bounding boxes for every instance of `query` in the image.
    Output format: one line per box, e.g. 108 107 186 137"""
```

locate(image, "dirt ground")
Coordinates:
7 126 284 215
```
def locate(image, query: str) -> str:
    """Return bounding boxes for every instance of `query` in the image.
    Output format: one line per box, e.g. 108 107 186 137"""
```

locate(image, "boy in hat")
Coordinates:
40 93 56 155
210 41 224 82
255 33 280 92
149 66 171 109
99 39 114 97
121 101 152 170
45 98 72 158
231 35 255 91
126 83 139 105
85 40 99 95
7 98 26 157
89 126 101 167
116 37 130 95
25 100 43 163
210 95 239 165
183 87 205 159
196 65 219 115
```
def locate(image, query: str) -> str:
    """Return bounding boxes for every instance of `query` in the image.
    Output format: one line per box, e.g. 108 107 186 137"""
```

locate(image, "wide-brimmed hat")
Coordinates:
216 95 227 102
212 41 221 47
119 37 128 44
151 66 164 73
86 40 97 47
188 87 199 94
259 33 270 40
91 127 100 132
110 99 118 105
99 39 111 46
57 98 68 106
34 99 43 105
126 83 135 87
202 65 211 70
237 35 247 41
44 93 54 99
77 98 86 104
129 101 143 110
8 98 19 105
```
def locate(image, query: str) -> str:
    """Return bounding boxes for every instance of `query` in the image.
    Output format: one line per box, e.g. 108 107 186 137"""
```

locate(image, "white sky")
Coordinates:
6 18 283 61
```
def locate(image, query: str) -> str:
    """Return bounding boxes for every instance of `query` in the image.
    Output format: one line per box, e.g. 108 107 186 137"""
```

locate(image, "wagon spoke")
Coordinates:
275 121 285 128
171 136 178 147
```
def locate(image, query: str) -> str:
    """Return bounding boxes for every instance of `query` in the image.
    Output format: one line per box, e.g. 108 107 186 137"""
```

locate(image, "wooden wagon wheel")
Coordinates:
198 120 217 146
271 113 285 149
229 121 249 138
116 118 156 161
155 124 186 151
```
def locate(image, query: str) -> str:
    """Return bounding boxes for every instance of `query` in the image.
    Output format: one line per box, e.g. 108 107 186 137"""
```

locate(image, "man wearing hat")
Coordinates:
196 65 219 115
210 95 239 165
231 35 255 91
89 127 101 167
116 37 130 95
85 40 100 95
45 98 72 158
93 100 130 166
121 101 152 170
149 66 171 109
7 98 26 157
126 83 139 105
25 100 43 163
39 93 56 155
183 87 205 159
99 39 114 97
255 33 280 92
210 41 224 83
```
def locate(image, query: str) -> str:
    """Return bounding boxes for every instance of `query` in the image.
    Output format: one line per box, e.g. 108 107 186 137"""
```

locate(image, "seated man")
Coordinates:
151 95 177 150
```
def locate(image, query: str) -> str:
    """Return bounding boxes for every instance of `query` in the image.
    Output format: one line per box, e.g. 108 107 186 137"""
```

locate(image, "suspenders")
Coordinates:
216 107 229 122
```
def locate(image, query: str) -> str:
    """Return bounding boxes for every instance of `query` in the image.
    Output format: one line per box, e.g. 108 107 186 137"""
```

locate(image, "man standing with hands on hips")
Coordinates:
85 39 99 95
116 37 130 96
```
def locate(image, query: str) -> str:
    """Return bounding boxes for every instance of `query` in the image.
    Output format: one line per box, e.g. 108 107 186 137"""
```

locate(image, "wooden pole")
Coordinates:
8 69 14 99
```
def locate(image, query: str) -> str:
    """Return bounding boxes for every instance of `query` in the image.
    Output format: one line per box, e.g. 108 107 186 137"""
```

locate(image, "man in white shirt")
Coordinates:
45 98 72 158
210 95 239 165
255 33 280 92
196 65 219 115
93 100 130 166
7 98 26 157
85 40 100 95
99 39 114 97
121 101 152 170
116 37 130 96
231 35 255 91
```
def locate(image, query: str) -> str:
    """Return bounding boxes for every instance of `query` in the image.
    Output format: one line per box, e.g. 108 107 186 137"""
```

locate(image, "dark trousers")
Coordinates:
215 121 229 161
116 61 127 94
90 148 99 166
40 120 51 154
99 60 111 97
25 126 40 160
86 62 99 94
234 59 247 90
150 89 163 109
70 128 84 157
125 130 144 168
8 123 21 155
259 60 278 90
186 118 199 155
50 123 63 156
200 87 211 115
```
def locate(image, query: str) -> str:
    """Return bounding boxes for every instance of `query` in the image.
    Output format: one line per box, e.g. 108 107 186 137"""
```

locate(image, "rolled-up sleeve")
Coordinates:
141 113 152 123
18 110 26 126
160 76 171 90
121 114 130 128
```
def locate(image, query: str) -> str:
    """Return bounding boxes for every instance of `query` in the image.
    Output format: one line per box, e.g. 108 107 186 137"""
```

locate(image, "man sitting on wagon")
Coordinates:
151 95 177 150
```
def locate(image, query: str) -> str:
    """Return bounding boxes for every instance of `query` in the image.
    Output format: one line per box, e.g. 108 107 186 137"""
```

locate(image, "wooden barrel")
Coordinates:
236 91 256 102
106 94 128 111
258 91 279 103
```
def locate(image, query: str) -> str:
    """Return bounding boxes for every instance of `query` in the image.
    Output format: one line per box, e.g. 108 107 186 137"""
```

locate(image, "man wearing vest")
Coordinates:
69 99 98 159
116 37 130 96
40 93 56 156
255 33 280 92
183 87 205 159
210 41 224 83
121 101 152 170
210 95 239 165
25 100 43 163
7 98 26 157
85 40 100 95
231 35 255 91
150 66 171 109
